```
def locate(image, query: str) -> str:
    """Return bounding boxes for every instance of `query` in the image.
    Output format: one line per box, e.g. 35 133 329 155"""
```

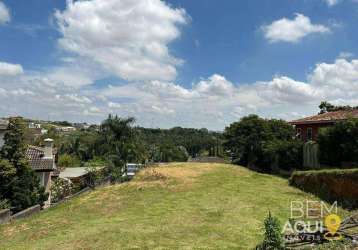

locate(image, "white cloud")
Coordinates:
0 62 23 76
338 52 354 59
194 74 235 97
0 58 358 129
0 1 10 24
262 13 330 43
107 102 121 109
324 0 340 6
55 0 187 82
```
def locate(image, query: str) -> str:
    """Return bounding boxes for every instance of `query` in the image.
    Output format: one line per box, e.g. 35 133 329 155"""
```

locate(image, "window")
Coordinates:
307 127 313 141
296 128 302 139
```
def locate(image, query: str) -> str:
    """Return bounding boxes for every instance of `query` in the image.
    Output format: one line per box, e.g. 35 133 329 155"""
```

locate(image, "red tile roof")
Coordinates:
26 146 56 171
290 110 358 125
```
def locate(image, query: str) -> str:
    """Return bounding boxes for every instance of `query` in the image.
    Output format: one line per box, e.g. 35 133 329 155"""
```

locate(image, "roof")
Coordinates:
26 146 55 171
59 167 90 179
290 110 358 125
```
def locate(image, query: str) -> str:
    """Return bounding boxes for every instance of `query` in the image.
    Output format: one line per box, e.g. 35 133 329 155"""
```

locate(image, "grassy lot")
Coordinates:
0 163 354 249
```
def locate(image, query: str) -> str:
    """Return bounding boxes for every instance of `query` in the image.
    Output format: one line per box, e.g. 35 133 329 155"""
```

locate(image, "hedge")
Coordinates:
289 168 358 209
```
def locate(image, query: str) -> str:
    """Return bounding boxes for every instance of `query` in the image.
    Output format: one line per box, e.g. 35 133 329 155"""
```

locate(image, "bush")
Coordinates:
263 140 303 171
84 159 107 187
256 212 285 250
50 178 74 203
318 119 358 166
289 169 358 209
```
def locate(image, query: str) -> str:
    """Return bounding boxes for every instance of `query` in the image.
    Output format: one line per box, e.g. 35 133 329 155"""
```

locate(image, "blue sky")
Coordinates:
0 0 358 130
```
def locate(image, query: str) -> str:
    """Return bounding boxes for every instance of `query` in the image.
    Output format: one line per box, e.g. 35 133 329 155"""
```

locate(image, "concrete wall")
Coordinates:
0 209 11 224
11 205 41 220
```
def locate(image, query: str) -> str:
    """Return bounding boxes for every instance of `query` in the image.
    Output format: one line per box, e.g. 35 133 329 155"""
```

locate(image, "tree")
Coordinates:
0 117 48 212
0 159 16 209
58 154 81 169
318 101 357 114
256 212 285 250
99 115 141 181
318 118 358 166
223 115 300 171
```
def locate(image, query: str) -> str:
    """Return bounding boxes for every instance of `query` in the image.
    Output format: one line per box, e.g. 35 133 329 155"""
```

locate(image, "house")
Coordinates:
290 109 358 141
58 167 90 186
26 138 57 204
28 122 41 129
57 167 103 188
0 119 8 148
55 126 76 133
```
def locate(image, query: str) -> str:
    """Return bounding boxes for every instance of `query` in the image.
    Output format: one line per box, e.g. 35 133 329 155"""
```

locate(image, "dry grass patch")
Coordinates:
133 163 216 192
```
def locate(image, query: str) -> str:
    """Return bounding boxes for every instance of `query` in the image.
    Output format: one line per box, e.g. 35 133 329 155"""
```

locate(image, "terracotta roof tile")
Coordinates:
290 110 358 125
26 146 56 171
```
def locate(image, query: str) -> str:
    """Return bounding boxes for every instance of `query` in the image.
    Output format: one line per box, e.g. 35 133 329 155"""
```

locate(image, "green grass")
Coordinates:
0 163 354 249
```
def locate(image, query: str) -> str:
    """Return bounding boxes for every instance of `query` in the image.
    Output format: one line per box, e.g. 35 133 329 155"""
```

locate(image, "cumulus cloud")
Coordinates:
0 62 23 76
55 0 187 82
2 57 358 129
0 1 10 24
262 13 330 43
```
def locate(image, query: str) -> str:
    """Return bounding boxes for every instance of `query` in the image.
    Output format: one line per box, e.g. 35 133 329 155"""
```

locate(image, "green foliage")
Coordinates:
0 199 10 209
0 117 48 212
50 178 74 203
84 159 107 187
318 119 358 166
224 115 301 171
59 130 100 162
148 143 189 162
263 140 303 171
256 212 285 250
1 118 27 164
58 154 81 169
137 126 223 160
289 169 358 208
318 101 357 114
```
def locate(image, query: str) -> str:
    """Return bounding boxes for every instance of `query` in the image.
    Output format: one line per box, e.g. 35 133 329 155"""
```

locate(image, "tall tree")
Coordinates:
0 117 47 212
99 115 143 181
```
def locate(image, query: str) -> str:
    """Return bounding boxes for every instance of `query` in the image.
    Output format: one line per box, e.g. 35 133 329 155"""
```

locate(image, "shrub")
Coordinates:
318 119 358 166
289 169 358 209
50 178 74 203
256 212 285 250
263 140 303 171
84 160 107 187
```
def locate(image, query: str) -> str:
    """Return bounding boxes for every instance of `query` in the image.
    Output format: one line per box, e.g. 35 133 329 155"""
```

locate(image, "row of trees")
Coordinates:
137 127 223 161
54 122 223 168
